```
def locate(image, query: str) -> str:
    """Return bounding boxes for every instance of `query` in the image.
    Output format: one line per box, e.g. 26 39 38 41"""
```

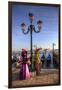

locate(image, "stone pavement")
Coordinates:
12 68 59 88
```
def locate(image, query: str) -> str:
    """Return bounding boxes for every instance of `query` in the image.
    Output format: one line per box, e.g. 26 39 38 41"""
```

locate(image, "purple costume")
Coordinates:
20 49 31 80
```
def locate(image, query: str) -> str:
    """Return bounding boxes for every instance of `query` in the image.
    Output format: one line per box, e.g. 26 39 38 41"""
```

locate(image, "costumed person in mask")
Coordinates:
19 49 32 80
35 48 42 75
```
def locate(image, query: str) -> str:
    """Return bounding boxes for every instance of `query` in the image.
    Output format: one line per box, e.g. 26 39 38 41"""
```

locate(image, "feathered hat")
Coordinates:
35 48 42 53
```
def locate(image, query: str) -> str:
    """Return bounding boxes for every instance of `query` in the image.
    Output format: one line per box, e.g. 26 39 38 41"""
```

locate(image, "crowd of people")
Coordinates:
12 48 55 80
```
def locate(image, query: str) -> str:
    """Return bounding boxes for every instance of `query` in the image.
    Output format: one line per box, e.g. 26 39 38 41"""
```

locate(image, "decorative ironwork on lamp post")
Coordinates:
21 13 42 71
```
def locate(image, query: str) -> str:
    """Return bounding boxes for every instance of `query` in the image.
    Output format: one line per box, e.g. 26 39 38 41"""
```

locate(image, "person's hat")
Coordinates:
35 48 42 52
22 48 27 52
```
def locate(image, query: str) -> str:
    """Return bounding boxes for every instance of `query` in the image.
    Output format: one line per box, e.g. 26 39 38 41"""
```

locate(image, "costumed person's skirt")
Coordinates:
35 61 41 75
20 64 31 80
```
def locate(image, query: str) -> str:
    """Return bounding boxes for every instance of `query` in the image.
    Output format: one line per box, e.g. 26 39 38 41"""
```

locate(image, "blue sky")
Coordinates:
12 4 59 51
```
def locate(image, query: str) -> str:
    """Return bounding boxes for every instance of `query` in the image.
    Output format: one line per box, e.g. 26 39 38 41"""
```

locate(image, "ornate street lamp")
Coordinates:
21 13 42 71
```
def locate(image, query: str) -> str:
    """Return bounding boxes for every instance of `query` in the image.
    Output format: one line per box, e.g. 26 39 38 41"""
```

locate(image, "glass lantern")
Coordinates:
21 23 26 31
29 13 34 22
37 20 42 30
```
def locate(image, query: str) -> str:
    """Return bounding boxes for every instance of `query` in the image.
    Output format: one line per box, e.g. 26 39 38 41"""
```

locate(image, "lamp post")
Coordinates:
21 13 42 71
